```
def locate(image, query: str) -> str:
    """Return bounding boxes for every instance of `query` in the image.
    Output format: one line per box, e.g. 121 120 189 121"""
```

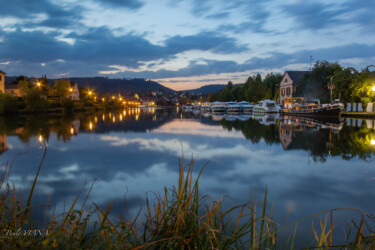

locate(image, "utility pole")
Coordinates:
330 77 333 103
309 56 313 71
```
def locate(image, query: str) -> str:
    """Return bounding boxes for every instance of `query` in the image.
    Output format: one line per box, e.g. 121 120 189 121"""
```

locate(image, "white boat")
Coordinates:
201 102 211 112
182 104 193 111
192 103 201 110
238 101 254 113
225 102 240 113
211 101 225 113
253 100 280 113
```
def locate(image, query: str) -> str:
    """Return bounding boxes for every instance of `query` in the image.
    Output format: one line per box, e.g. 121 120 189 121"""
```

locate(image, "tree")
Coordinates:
17 77 33 96
263 73 282 100
349 66 375 109
53 79 71 100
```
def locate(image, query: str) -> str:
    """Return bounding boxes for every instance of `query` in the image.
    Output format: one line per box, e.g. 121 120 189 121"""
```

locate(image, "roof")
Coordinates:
4 84 19 90
285 71 309 82
0 70 6 75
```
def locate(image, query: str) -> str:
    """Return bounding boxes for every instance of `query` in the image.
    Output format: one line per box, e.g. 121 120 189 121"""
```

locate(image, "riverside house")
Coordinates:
0 70 5 94
67 82 80 100
279 71 309 107
0 70 22 97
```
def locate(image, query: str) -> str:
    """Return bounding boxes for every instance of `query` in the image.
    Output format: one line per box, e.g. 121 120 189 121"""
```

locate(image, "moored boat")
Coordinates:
238 101 253 113
253 100 280 113
225 101 240 113
201 102 211 112
281 97 343 117
211 101 225 113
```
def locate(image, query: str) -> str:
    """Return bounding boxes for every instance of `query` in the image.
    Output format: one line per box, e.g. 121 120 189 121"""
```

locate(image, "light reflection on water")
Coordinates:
0 108 374 244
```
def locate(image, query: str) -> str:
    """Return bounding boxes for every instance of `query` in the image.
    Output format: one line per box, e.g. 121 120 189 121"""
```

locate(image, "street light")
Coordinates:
372 86 375 92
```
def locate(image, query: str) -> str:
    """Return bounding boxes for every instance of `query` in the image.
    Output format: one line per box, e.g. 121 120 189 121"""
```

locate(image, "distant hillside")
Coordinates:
185 84 226 94
5 76 175 94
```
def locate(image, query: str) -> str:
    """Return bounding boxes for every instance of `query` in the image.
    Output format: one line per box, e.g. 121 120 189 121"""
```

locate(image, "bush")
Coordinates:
0 93 19 114
25 89 47 113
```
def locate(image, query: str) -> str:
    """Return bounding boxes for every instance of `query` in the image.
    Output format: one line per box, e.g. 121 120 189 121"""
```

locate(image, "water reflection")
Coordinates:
0 108 374 245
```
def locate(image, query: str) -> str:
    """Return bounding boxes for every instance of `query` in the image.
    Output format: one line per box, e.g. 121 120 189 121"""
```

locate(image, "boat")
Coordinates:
224 102 240 113
253 100 280 113
238 101 253 113
182 104 193 111
211 101 225 113
281 97 343 117
192 103 201 110
201 102 211 112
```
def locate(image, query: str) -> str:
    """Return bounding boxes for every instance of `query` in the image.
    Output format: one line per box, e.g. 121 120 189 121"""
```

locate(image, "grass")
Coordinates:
0 146 374 249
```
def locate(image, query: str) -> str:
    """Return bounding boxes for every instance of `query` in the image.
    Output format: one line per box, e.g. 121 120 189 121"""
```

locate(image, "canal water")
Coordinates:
0 107 374 246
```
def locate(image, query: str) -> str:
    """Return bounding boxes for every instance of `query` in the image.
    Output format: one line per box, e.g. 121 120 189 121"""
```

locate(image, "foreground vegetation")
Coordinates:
1 147 374 248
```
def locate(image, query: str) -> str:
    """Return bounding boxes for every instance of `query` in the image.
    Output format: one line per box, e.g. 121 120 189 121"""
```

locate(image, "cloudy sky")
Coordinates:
0 0 374 90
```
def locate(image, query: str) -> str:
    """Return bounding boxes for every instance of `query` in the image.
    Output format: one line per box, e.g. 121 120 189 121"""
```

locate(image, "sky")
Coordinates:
0 0 374 90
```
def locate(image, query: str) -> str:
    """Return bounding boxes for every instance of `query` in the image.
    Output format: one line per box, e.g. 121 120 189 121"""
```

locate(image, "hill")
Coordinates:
185 84 226 94
5 76 175 94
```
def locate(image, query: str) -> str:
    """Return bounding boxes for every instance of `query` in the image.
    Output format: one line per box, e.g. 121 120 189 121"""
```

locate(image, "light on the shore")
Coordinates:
371 139 375 145
112 96 115 99
38 135 43 142
37 82 41 87
70 128 74 135
89 122 93 130
69 88 73 92
372 86 375 92
88 91 92 96
102 98 105 102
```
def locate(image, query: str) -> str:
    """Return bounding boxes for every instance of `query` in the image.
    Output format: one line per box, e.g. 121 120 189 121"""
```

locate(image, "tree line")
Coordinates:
208 73 282 103
208 61 375 107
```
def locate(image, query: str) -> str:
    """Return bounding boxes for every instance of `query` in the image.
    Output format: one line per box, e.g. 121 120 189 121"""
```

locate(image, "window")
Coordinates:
284 78 288 82
0 75 2 81
282 88 285 96
286 87 291 96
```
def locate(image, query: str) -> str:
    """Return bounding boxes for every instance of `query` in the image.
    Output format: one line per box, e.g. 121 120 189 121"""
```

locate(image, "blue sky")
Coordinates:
0 0 374 90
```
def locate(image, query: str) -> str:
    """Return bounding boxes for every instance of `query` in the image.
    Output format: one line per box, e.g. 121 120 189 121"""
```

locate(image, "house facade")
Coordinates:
0 70 5 94
279 71 309 107
67 83 80 100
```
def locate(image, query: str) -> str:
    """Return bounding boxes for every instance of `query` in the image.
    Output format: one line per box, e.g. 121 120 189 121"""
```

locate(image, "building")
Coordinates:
5 84 22 97
0 70 5 94
279 71 309 107
67 82 80 100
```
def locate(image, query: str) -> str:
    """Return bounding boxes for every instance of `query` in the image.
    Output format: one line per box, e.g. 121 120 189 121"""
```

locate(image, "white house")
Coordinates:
0 70 5 94
279 71 309 107
67 82 80 100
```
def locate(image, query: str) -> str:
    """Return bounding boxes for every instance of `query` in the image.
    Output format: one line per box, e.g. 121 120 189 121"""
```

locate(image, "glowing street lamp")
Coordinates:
69 88 73 92
372 86 375 92
371 139 375 145
88 91 92 96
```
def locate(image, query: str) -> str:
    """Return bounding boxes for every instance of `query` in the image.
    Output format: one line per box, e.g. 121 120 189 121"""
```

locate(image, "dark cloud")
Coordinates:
281 2 340 30
164 31 248 54
282 0 375 33
205 12 230 20
94 0 144 9
0 27 247 68
0 0 82 29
